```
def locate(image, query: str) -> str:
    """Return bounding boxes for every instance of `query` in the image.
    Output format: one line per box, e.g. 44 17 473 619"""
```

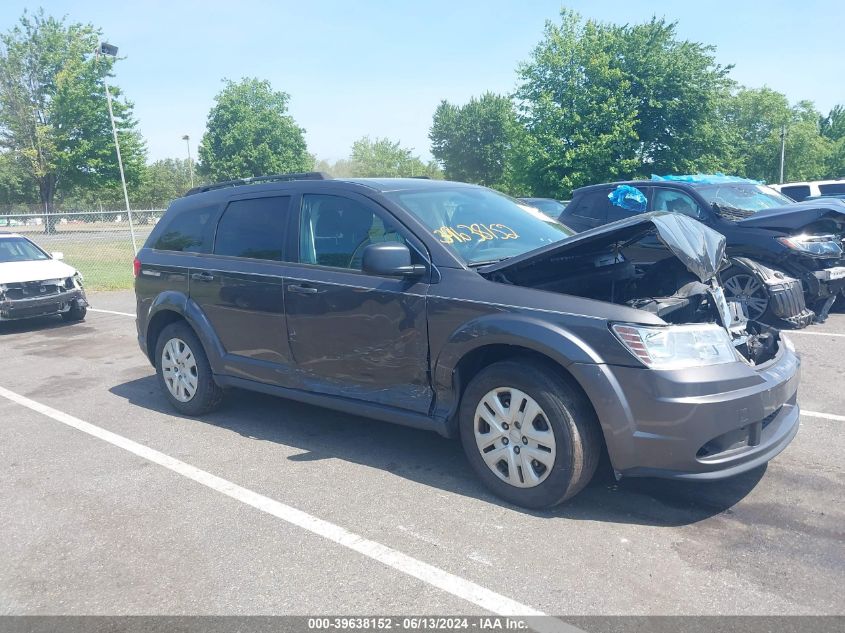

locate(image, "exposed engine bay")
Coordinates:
480 213 782 366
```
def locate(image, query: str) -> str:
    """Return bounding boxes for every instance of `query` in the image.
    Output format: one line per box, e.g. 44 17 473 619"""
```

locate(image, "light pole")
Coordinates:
779 124 787 184
96 42 137 253
182 134 194 188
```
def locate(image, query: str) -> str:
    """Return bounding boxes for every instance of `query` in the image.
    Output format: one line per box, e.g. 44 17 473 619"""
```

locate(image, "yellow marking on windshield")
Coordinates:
433 224 519 244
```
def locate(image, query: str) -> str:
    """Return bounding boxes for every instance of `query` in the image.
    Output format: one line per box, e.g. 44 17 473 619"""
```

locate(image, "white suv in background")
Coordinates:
771 179 845 202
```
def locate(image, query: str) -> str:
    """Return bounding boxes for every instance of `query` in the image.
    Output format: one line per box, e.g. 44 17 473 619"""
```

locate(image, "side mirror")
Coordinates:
51 251 64 260
362 242 426 278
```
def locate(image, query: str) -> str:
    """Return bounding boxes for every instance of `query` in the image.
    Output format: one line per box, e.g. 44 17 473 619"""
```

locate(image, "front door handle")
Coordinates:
288 284 319 295
191 272 214 282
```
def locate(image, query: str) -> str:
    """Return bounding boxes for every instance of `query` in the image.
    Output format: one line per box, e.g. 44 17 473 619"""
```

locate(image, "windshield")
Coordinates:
386 187 574 264
0 236 49 263
694 183 793 212
522 199 566 218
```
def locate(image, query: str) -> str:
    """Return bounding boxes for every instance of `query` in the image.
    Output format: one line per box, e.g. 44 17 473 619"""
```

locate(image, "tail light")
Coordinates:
133 257 141 278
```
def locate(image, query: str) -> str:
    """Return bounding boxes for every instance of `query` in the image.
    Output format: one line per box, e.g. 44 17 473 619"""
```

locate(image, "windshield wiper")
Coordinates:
468 258 509 268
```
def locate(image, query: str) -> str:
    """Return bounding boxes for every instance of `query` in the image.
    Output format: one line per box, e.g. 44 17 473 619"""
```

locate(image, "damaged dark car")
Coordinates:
559 176 845 326
135 176 800 508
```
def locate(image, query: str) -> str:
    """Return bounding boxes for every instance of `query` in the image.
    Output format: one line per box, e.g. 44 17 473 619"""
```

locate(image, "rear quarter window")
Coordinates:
819 183 845 196
153 205 217 253
780 185 811 202
570 191 613 222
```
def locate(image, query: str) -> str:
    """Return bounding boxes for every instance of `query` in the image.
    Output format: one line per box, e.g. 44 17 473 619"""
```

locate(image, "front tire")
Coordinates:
155 321 223 415
61 304 87 322
722 268 771 321
459 359 601 509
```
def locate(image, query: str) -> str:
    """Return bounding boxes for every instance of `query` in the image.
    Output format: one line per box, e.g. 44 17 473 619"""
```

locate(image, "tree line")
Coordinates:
1 8 842 218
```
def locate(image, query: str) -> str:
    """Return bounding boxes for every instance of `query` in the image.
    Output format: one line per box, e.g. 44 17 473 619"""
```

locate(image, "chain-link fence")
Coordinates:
0 209 163 290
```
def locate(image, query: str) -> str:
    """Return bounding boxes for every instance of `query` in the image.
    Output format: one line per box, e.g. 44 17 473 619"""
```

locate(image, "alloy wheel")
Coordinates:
160 337 199 402
723 273 769 320
473 387 557 488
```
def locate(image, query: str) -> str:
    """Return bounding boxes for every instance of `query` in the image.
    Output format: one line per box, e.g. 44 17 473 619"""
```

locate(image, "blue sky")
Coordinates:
2 1 842 163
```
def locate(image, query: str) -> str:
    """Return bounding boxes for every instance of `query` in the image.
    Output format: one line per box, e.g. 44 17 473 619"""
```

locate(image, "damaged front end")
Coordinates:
480 212 782 366
736 199 845 322
0 276 88 321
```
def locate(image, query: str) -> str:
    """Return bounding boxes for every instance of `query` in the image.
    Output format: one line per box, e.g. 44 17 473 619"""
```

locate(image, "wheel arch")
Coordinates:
431 314 605 437
144 293 225 372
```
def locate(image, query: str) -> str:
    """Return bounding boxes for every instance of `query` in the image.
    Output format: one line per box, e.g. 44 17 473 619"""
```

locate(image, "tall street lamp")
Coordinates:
96 42 137 253
182 134 194 188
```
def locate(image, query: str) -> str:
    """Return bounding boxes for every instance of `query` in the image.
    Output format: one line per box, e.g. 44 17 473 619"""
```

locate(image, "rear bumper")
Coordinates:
0 288 87 321
570 342 801 480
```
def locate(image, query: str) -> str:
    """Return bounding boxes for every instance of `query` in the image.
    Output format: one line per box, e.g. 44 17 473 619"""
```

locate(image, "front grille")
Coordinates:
4 281 65 300
1 302 63 319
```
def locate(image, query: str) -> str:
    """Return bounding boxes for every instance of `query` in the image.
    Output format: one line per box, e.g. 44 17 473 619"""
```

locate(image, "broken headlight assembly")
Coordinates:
612 323 737 370
64 273 84 289
777 234 843 257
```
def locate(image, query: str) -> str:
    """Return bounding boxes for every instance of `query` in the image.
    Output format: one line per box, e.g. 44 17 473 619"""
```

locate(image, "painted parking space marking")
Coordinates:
802 410 845 422
0 385 577 633
786 330 845 338
89 308 136 318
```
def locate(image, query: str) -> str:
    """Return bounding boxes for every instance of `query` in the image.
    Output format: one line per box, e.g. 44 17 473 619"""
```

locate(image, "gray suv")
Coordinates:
134 174 800 508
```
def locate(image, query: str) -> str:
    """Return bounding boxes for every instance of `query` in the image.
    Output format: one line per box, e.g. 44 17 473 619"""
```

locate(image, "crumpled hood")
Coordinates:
481 212 726 283
0 258 79 285
735 198 845 231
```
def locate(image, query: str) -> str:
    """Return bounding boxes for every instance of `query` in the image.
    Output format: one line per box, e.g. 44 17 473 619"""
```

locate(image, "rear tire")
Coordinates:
459 359 601 508
155 321 223 415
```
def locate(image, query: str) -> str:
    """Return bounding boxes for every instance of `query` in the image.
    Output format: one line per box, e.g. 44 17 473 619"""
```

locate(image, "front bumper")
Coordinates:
0 288 88 321
571 341 801 480
811 266 845 298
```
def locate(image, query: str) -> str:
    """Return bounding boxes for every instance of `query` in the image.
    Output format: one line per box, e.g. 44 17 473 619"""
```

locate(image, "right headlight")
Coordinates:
777 234 842 256
611 323 738 370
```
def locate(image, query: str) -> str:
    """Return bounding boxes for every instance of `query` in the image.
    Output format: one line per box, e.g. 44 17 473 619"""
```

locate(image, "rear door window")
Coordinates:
214 196 290 261
153 205 217 253
570 191 613 224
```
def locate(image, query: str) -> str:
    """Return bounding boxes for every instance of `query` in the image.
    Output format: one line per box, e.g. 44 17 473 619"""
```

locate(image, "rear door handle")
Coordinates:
288 284 319 295
191 272 214 282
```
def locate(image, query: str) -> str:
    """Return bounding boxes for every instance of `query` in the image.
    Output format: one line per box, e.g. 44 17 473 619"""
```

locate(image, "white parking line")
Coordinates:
802 410 845 422
0 385 576 633
89 308 135 318
786 330 845 338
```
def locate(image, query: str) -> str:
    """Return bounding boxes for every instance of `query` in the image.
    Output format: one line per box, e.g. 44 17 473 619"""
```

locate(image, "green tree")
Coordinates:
0 150 35 208
821 105 845 178
514 10 640 198
611 17 736 175
430 92 520 190
314 157 354 178
136 158 196 208
725 88 831 182
348 136 435 178
0 9 145 230
514 10 739 197
198 78 312 181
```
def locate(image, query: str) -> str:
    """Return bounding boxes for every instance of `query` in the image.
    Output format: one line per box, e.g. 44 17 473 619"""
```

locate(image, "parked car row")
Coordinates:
554 175 845 326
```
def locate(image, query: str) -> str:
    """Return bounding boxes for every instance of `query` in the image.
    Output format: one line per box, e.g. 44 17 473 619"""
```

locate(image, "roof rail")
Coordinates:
184 171 330 196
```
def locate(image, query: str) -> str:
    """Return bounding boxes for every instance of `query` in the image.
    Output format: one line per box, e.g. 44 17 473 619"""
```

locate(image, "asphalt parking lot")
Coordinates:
1 291 843 618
